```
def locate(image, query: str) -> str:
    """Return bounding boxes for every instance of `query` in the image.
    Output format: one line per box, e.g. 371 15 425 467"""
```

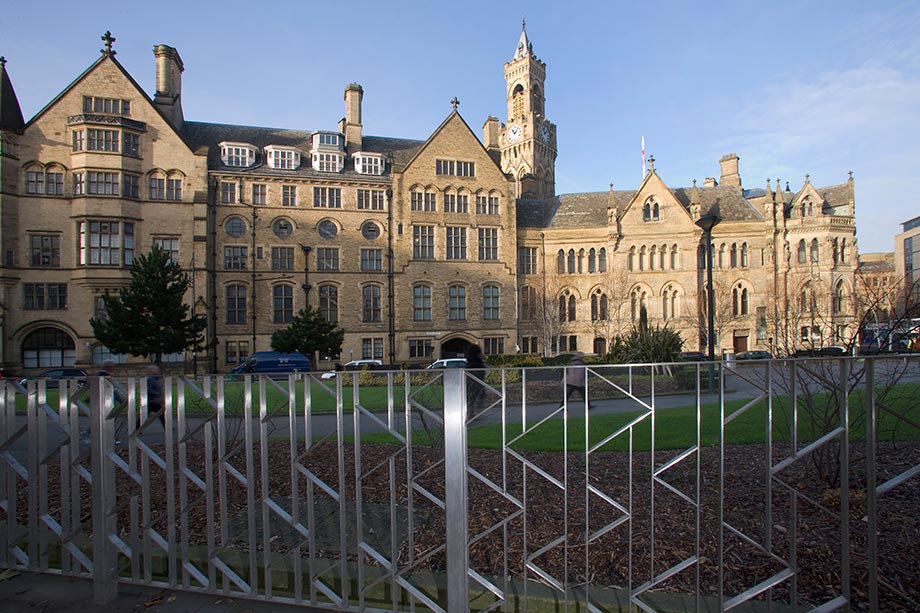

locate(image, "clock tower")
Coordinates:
501 21 557 199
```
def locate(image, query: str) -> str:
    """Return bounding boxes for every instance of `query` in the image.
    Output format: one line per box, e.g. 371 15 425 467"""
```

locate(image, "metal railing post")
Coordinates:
90 376 118 603
443 369 469 612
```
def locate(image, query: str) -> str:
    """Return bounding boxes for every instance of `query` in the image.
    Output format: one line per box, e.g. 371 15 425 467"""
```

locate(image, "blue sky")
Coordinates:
3 0 918 253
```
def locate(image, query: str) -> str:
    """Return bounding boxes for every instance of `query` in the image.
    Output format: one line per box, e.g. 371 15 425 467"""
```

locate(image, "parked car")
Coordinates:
425 358 467 369
230 352 311 377
20 368 88 389
675 351 706 362
794 346 848 357
736 350 773 360
320 359 383 379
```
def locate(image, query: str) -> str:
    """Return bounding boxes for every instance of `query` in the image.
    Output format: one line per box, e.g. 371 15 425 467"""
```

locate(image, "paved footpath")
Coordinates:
0 570 327 612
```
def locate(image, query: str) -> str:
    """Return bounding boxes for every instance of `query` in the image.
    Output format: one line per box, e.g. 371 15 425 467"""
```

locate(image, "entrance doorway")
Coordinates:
439 337 472 359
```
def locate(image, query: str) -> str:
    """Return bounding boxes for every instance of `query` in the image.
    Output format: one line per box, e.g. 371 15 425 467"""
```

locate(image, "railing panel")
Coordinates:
0 356 918 611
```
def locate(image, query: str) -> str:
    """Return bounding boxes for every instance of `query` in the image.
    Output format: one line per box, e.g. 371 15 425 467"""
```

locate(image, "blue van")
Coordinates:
231 351 311 376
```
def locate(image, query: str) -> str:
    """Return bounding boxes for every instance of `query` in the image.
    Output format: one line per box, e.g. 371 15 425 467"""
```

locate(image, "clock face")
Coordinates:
507 124 523 143
540 124 551 143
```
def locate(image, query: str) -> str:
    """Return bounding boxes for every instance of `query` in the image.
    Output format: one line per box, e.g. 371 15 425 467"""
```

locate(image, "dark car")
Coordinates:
20 368 88 389
676 351 706 362
736 350 773 360
231 351 311 377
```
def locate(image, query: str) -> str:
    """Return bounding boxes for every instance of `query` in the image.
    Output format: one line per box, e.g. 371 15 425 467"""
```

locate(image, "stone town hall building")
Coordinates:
0 27 858 373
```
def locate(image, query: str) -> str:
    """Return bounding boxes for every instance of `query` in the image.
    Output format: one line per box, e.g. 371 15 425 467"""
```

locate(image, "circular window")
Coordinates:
273 218 293 239
225 216 246 238
361 222 380 240
318 220 338 239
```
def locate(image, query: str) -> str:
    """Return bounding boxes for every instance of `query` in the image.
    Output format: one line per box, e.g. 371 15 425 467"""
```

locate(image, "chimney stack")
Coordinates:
719 153 741 188
343 83 363 154
153 45 184 129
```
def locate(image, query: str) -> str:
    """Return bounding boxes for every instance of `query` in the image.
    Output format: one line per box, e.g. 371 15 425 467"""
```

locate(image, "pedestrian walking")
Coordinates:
465 344 487 415
146 364 165 426
563 352 594 409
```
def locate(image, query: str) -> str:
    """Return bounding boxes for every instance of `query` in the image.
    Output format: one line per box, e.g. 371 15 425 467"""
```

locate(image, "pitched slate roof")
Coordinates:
518 184 764 229
0 59 25 133
181 121 423 178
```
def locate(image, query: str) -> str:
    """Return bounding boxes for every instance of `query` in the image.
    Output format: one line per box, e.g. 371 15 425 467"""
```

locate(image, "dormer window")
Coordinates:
219 142 256 167
313 152 344 173
319 134 339 147
312 132 344 151
354 153 385 175
265 146 301 170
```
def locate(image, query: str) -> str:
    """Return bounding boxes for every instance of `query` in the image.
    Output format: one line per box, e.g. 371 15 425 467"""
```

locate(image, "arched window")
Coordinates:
567 249 576 274
649 245 657 271
662 291 670 321
558 295 567 322
639 246 646 271
653 203 660 221
628 246 636 271
733 287 740 317
591 291 609 321
449 284 467 320
588 248 597 273
660 244 667 270
567 294 576 322
797 240 807 264
698 245 706 270
718 244 726 269
730 243 738 268
643 203 651 222
318 284 338 322
413 284 432 321
21 327 76 368
577 249 585 273
741 288 749 315
671 245 679 270
483 285 500 320
512 85 524 118
520 286 537 320
671 289 680 318
810 238 819 263
833 238 840 264
598 248 607 272
840 238 848 263
740 243 748 267
273 285 293 324
557 250 565 274
362 285 381 322
834 281 846 314
807 201 814 216
226 285 247 325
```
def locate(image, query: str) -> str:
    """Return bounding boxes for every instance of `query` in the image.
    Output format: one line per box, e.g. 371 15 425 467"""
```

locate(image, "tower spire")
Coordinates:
514 18 533 59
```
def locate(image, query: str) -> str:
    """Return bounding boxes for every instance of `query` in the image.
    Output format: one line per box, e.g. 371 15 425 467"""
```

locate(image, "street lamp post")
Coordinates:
695 213 721 392
298 244 312 307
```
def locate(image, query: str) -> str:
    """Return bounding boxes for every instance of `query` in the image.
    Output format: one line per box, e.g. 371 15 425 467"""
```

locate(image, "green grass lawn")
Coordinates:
358 383 920 452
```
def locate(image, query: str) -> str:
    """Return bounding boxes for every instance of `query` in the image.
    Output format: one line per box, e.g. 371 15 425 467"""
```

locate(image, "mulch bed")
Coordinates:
9 437 920 612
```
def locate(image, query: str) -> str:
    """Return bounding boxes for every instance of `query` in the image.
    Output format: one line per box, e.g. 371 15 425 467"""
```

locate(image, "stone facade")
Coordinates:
0 26 859 374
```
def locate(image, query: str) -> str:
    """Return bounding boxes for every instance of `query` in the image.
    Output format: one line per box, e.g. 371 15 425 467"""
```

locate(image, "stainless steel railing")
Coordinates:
1 356 918 611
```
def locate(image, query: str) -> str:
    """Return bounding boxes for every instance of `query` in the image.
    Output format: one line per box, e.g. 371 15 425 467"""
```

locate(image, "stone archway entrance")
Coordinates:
440 337 472 359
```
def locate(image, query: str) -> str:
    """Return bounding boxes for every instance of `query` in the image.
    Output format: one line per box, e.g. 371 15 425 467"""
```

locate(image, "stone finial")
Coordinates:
609 182 613 191
450 96 460 111
785 181 790 191
848 170 853 179
692 179 697 187
101 31 116 56
648 155 655 171
804 173 810 184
